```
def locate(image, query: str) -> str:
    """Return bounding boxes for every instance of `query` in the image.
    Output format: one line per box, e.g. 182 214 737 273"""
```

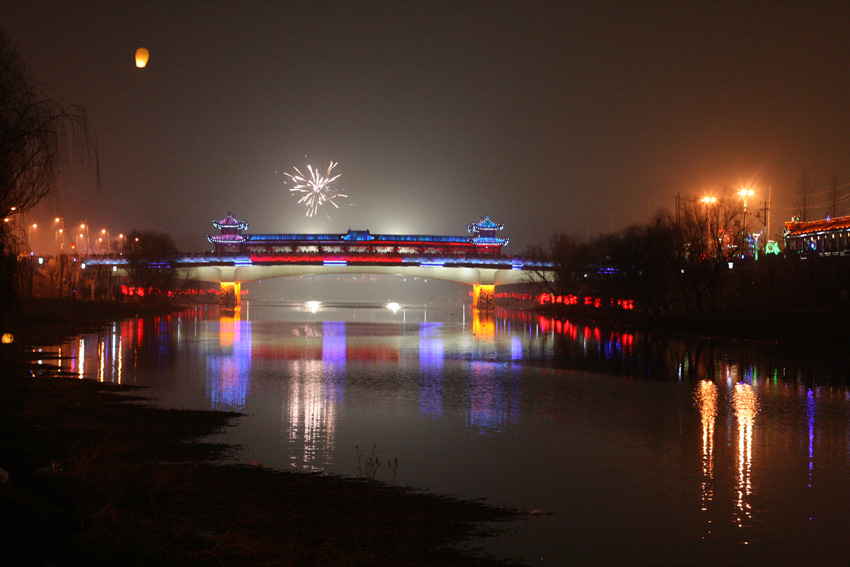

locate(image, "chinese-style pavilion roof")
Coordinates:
784 216 850 236
467 215 504 234
212 212 249 231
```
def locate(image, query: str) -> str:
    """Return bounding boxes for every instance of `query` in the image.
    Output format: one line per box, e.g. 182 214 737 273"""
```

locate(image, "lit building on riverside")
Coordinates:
784 216 850 256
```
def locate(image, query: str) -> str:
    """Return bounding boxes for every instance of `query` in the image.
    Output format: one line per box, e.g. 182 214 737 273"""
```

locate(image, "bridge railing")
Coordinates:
83 251 554 270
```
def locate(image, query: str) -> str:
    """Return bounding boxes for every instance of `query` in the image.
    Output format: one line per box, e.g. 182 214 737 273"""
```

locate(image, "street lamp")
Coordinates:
28 223 37 253
738 188 755 258
79 223 90 255
100 228 110 253
54 217 65 253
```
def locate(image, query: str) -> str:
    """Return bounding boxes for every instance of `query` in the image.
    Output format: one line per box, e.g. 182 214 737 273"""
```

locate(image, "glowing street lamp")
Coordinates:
738 188 756 257
54 217 65 253
79 223 90 255
738 188 755 208
28 223 37 252
700 196 717 205
100 228 110 253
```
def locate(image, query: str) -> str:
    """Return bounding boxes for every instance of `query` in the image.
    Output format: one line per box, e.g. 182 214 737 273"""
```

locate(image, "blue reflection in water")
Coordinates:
419 322 444 418
511 335 522 361
206 316 252 411
466 361 521 433
807 387 815 488
322 321 346 405
322 321 346 362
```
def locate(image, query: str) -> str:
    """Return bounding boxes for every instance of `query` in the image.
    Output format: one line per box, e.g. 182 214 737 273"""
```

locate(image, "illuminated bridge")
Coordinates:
88 213 552 308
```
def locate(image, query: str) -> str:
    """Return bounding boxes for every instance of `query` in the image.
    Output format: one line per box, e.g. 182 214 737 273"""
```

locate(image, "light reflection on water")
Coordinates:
38 302 850 565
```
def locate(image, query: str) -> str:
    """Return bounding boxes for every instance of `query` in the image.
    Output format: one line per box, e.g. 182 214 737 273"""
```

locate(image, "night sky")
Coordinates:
6 1 850 252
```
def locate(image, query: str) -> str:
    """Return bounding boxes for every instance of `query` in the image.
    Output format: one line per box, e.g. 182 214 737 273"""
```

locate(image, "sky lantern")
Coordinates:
134 47 149 68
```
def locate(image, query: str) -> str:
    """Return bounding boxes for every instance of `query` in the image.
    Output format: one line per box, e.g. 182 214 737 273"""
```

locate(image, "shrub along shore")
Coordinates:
0 299 520 567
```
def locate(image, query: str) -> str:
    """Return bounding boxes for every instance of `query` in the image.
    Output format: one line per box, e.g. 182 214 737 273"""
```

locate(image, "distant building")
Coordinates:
207 213 509 257
784 216 850 257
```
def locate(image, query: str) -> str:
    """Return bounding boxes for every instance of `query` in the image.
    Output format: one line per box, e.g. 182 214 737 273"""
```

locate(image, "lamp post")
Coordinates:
100 228 110 253
28 223 37 253
79 223 90 255
738 188 755 258
54 217 65 253
700 195 719 250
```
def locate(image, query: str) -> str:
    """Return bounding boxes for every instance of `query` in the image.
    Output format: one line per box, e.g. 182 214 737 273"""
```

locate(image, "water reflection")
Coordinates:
733 382 758 528
286 358 338 469
283 319 348 469
38 302 850 562
466 361 521 433
806 387 815 488
419 322 444 418
206 311 252 411
695 380 717 513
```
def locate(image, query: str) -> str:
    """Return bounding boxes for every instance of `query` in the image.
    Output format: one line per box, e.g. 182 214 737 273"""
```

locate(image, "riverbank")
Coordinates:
6 297 192 344
0 299 520 567
529 302 850 346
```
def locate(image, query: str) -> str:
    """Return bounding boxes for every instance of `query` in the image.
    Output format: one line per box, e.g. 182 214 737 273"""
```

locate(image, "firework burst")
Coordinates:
285 161 347 217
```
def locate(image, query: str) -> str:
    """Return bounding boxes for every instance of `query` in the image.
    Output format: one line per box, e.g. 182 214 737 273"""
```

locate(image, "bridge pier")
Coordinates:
220 281 241 309
472 284 495 310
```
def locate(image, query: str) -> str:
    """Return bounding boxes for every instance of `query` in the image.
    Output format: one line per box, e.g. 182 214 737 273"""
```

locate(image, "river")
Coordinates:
34 301 850 565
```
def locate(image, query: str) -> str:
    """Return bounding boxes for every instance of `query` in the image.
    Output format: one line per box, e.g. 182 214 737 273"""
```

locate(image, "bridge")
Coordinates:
86 213 552 309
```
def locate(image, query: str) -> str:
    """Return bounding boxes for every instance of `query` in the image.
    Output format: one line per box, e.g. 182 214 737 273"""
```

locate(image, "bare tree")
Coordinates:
123 230 193 303
0 31 96 220
0 30 96 323
607 210 680 315
677 186 744 312
523 233 588 297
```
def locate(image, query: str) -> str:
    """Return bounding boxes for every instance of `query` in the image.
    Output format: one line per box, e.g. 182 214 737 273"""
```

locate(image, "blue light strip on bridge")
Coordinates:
323 260 348 266
420 261 445 267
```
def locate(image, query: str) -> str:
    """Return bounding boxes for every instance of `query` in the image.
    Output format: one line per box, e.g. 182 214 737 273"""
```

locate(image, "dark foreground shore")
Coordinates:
0 300 520 567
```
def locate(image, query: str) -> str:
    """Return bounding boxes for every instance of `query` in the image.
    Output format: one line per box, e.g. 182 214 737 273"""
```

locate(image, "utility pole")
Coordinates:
765 186 771 257
763 186 771 248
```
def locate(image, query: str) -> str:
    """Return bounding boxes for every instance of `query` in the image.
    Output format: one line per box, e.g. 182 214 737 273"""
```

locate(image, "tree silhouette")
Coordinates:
0 30 96 324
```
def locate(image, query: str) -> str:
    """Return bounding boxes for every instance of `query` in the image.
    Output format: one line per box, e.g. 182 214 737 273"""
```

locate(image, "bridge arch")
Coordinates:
190 264 530 309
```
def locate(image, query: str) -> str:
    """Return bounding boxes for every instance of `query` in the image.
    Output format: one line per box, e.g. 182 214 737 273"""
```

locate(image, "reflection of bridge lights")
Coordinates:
306 300 321 313
207 315 252 411
419 322 444 418
322 321 346 362
287 360 338 469
511 335 522 361
386 302 401 313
